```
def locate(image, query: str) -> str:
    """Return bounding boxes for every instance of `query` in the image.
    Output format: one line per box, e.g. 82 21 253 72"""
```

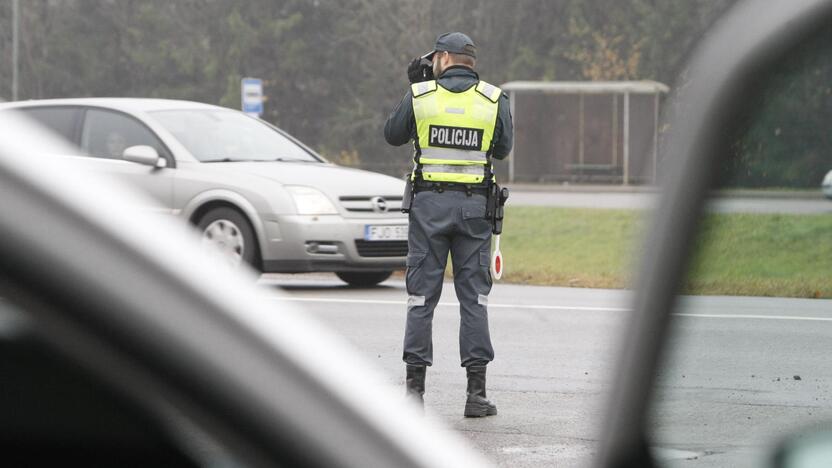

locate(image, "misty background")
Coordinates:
1 0 829 187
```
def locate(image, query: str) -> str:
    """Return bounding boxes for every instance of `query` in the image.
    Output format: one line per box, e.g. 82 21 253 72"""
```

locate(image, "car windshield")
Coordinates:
10 1 832 467
645 20 832 468
151 109 320 163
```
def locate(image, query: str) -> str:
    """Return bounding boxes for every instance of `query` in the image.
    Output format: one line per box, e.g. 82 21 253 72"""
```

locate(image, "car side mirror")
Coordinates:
123 145 166 168
772 427 832 468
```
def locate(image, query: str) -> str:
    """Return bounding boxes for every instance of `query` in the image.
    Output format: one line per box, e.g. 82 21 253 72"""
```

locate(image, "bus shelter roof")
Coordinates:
501 80 670 94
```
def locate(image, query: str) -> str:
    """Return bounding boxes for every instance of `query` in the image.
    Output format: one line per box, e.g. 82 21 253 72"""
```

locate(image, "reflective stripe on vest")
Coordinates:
412 80 438 97
475 81 501 103
419 147 487 163
421 167 486 184
412 79 501 184
420 164 485 176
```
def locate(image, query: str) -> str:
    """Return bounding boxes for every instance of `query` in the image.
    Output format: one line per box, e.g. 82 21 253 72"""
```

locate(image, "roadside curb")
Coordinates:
505 183 825 200
504 183 658 194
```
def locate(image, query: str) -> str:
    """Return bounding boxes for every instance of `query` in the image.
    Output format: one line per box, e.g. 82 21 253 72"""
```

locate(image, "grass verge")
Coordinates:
491 206 831 299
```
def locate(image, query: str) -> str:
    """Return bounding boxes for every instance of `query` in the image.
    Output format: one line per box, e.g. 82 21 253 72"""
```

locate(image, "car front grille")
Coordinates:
340 196 403 213
355 240 408 257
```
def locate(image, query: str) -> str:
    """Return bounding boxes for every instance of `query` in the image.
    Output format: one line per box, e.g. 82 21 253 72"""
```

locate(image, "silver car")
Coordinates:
823 169 832 199
0 98 408 286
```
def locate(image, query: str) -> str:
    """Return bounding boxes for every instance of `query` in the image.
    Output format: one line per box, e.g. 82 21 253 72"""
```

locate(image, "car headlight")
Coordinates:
286 186 338 215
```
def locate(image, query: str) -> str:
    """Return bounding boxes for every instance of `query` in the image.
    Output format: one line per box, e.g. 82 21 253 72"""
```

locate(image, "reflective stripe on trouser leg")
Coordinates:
403 192 452 367
407 295 425 307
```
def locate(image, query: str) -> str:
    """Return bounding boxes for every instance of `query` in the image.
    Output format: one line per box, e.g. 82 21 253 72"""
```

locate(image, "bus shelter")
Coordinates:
496 81 669 185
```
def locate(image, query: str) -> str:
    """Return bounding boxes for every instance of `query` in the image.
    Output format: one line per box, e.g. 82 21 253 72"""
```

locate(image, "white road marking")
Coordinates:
266 296 626 312
675 313 832 322
652 447 705 461
267 296 832 321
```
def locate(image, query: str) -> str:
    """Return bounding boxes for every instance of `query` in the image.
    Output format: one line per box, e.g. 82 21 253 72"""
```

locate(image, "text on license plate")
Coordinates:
364 225 408 241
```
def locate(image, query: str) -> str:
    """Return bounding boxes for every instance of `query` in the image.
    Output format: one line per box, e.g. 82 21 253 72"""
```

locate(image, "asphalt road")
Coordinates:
507 190 832 214
259 274 832 468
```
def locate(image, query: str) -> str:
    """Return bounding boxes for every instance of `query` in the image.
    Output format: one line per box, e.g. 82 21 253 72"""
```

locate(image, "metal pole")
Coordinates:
612 94 618 166
653 93 660 184
578 93 585 170
623 92 630 186
508 90 515 183
12 0 19 101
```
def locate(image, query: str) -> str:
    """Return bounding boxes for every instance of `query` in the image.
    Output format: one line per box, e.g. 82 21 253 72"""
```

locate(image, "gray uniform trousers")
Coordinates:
403 189 494 368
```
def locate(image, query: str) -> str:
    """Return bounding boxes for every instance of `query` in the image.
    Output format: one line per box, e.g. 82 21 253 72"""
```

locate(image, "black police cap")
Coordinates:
423 32 477 60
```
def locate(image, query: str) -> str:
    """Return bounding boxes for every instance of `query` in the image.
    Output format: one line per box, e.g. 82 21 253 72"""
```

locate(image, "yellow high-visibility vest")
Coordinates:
411 79 501 184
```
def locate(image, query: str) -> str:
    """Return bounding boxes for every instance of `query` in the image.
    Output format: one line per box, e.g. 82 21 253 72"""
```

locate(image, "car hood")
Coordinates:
207 161 405 197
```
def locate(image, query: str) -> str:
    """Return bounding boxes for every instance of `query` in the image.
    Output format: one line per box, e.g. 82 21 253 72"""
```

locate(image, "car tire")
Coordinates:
336 271 393 287
197 207 260 270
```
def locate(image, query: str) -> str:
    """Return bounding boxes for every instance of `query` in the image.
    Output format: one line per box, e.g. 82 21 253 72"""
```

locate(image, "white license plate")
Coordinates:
364 225 408 241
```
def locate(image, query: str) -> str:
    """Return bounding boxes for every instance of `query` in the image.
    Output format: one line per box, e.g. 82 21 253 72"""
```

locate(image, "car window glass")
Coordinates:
648 24 832 468
81 109 168 160
151 109 319 163
17 107 80 144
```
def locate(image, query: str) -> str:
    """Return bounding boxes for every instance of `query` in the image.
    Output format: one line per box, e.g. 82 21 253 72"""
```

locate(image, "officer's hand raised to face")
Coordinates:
407 57 434 84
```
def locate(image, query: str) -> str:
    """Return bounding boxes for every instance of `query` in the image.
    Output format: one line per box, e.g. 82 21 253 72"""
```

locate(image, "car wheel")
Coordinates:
336 271 393 287
197 207 259 270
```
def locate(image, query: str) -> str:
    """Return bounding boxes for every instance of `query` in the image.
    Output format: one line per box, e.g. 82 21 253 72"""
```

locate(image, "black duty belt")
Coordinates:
413 181 489 196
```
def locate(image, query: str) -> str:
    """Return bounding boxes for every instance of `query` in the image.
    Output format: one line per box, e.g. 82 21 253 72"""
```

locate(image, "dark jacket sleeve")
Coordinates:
384 91 416 146
491 92 514 160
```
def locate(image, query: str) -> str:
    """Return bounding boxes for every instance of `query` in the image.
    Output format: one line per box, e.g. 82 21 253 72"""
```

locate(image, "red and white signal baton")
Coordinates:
491 234 504 280
489 185 509 280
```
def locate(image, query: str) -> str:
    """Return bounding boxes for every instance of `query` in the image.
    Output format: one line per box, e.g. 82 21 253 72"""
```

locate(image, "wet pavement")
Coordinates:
259 274 832 467
506 188 832 214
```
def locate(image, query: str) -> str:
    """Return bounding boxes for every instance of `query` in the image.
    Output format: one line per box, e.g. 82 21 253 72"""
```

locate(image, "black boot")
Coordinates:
405 364 426 407
464 365 497 417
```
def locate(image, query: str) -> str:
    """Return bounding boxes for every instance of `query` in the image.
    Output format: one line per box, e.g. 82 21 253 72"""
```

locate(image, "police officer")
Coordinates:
384 32 513 417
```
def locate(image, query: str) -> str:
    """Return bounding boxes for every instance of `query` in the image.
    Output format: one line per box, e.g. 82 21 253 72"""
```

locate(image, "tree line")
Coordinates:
0 0 828 187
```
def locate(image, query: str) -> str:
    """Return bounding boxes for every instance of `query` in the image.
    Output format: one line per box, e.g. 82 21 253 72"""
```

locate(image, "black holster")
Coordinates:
486 183 509 234
401 174 414 213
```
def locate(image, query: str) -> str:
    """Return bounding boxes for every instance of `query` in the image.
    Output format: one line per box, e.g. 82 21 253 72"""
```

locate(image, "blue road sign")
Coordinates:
241 77 263 117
